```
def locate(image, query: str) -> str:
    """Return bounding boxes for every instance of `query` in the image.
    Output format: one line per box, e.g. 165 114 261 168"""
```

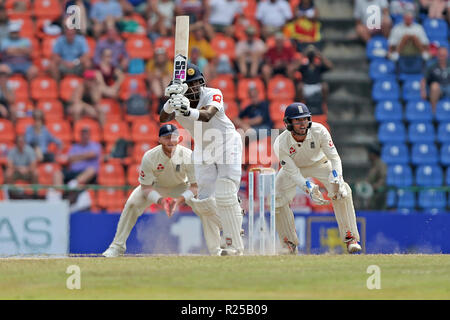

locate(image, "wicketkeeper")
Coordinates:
273 103 362 254
102 124 224 257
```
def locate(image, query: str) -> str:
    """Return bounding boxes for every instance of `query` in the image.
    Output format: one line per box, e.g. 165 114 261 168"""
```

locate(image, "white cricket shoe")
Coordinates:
220 248 243 256
102 246 125 257
344 231 361 254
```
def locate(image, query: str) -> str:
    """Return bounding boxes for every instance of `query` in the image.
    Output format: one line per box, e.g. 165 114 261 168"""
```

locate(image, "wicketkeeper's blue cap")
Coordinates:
159 124 178 137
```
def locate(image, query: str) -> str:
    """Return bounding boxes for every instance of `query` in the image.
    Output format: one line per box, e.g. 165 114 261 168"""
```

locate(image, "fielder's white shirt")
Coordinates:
174 86 241 163
273 122 343 188
138 144 196 188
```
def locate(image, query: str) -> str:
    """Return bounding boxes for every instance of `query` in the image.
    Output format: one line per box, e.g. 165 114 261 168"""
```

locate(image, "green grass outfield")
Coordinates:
0 254 449 299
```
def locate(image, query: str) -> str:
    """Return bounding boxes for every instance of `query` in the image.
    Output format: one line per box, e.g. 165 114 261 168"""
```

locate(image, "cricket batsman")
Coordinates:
160 63 244 256
273 102 362 254
102 124 224 257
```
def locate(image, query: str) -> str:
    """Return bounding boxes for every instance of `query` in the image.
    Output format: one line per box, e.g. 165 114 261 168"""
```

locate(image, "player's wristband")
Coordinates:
181 190 194 202
147 190 162 204
187 108 199 120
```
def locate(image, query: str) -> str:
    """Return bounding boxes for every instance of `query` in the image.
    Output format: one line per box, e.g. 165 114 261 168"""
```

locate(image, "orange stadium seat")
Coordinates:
98 162 126 186
131 119 159 143
7 75 29 100
37 162 61 196
246 137 275 166
85 37 96 58
269 100 291 126
127 163 141 186
5 0 31 10
97 189 126 213
119 75 147 101
125 36 153 60
13 99 34 119
239 0 257 19
46 120 72 144
234 16 260 41
41 37 57 58
223 100 240 121
0 141 13 166
29 37 41 60
74 118 102 142
37 99 64 121
211 34 236 61
153 36 175 60
33 0 62 20
0 119 15 143
35 18 58 39
132 142 155 164
267 75 296 101
102 120 131 144
7 17 34 39
31 76 58 100
59 75 83 102
15 117 34 135
237 77 266 101
98 98 123 121
209 75 236 100
34 56 51 74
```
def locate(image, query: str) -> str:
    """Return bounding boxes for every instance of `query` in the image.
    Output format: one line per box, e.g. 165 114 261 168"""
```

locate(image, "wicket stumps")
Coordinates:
248 167 276 255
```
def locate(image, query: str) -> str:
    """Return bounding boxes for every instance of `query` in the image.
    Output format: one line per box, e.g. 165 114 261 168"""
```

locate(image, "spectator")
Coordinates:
365 144 387 210
388 8 430 65
25 110 62 163
261 32 297 84
295 0 318 19
235 26 266 78
206 0 242 35
93 24 128 70
296 45 333 107
189 46 211 81
209 54 235 79
0 67 15 121
119 0 149 15
68 70 105 125
95 48 125 100
175 0 205 23
147 47 173 108
421 47 450 112
233 87 272 135
50 27 90 81
90 0 123 38
5 135 38 185
147 0 176 40
64 127 102 188
418 0 447 19
0 5 8 44
0 22 38 81
256 0 293 39
354 0 392 43
189 21 216 61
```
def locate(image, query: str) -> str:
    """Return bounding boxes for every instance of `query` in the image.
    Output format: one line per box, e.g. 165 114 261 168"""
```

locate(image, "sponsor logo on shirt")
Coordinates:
157 163 165 171
212 94 222 103
328 140 334 148
289 146 296 155
140 170 145 178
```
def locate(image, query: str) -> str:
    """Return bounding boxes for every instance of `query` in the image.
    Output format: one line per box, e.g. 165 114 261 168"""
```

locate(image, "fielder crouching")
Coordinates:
273 103 362 254
103 124 224 257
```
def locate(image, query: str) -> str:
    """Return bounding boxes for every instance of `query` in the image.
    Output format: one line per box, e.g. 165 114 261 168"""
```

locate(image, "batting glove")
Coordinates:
305 181 329 205
165 81 188 97
163 100 176 114
171 94 191 116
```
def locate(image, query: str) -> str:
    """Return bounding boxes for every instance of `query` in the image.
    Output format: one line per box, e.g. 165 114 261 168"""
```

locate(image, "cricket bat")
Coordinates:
173 16 190 85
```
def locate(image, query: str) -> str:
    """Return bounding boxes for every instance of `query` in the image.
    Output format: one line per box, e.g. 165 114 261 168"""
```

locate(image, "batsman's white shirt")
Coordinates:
273 122 343 188
139 144 196 193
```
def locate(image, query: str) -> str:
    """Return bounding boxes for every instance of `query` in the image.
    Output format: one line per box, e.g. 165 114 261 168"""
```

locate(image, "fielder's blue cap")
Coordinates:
159 124 178 137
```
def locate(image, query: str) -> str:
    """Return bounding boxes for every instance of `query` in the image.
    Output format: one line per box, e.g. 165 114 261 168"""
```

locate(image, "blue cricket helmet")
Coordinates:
283 102 312 132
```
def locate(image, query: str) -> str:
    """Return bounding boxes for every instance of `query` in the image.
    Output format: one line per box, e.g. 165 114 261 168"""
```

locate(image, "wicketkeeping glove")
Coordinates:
305 181 330 205
164 81 188 97
328 170 348 200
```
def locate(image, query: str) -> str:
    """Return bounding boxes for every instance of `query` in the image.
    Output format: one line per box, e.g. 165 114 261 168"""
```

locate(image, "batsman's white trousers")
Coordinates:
276 158 360 243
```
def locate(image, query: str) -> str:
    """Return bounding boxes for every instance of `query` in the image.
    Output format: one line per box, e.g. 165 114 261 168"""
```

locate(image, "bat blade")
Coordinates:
173 16 189 84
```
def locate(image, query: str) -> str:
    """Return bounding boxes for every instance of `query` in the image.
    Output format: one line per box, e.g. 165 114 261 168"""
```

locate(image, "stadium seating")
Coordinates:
74 118 102 142
436 99 450 122
97 189 126 213
102 120 131 144
153 36 175 60
16 118 34 136
37 99 64 121
223 100 239 121
47 120 72 144
423 18 448 41
366 36 388 60
415 165 443 187
37 162 60 197
98 99 123 121
437 122 450 143
31 76 58 100
131 119 159 143
33 0 62 20
267 75 296 101
98 162 126 186
127 163 141 187
386 164 413 187
378 121 406 143
389 189 416 210
372 79 400 101
375 100 403 122
126 36 153 60
209 75 236 100
405 100 433 122
408 121 435 143
211 33 236 61
440 143 450 166
411 143 439 165
369 59 396 80
0 119 15 143
8 75 29 100
418 190 446 211
132 142 155 164
60 75 83 102
237 77 266 101
402 79 423 101
381 143 409 165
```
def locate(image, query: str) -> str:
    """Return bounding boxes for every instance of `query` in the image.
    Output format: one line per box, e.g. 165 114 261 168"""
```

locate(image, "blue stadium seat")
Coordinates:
369 59 396 80
408 121 435 143
446 167 450 185
366 36 388 60
415 165 443 187
437 122 450 143
378 121 406 143
440 143 450 166
418 190 446 211
402 79 423 101
424 18 448 41
387 164 413 187
398 56 424 75
436 99 450 122
386 190 396 208
372 79 400 102
128 59 145 75
381 143 409 164
398 73 425 82
397 189 416 210
405 100 433 122
411 143 439 165
375 100 403 122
